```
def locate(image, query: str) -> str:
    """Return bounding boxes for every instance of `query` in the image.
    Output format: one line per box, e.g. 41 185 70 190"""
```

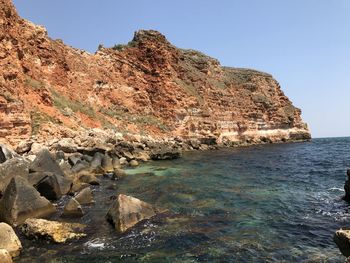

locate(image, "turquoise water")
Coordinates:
18 138 350 262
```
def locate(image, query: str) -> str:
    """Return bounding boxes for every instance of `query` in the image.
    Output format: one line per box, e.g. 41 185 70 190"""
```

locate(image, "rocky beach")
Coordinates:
3 0 350 261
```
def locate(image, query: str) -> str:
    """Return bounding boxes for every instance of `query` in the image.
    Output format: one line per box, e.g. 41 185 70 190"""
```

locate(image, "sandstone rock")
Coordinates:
119 157 128 166
0 157 29 195
70 182 90 194
0 249 12 263
102 154 113 173
0 144 18 164
112 156 121 169
54 138 77 153
20 218 86 243
134 151 150 162
0 177 56 226
129 160 139 167
113 168 127 180
75 187 93 205
15 141 33 154
29 143 47 155
78 172 100 185
106 194 158 233
0 223 22 257
29 172 62 200
30 149 72 194
62 198 84 217
334 228 350 257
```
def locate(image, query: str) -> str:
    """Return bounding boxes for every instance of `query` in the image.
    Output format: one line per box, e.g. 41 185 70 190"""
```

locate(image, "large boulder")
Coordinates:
0 144 18 164
334 228 350 257
20 218 86 243
106 194 158 233
0 157 29 196
0 223 22 257
29 172 62 200
30 149 72 194
102 154 114 173
0 177 56 226
53 138 78 153
0 249 12 263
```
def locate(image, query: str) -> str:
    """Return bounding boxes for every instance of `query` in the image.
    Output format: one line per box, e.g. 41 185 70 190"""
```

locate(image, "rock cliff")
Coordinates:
0 0 310 147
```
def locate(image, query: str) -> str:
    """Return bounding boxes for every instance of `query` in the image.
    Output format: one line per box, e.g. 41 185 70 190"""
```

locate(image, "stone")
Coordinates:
62 198 84 217
119 157 128 166
0 157 29 195
0 144 18 164
30 149 72 194
54 138 78 153
112 156 120 169
334 228 350 257
0 249 12 263
78 172 100 185
20 218 86 243
102 154 113 173
0 223 22 257
134 151 150 162
106 194 158 233
89 152 104 174
29 172 62 200
29 143 48 155
15 141 33 154
0 177 56 226
149 144 181 160
129 159 139 167
71 160 90 174
113 168 127 180
75 187 94 205
68 154 82 166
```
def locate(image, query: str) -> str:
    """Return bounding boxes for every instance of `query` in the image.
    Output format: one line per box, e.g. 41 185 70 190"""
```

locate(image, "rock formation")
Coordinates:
0 222 22 257
0 0 310 148
106 194 158 233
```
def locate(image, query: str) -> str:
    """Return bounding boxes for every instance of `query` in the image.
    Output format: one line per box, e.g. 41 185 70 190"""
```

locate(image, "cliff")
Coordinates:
0 0 310 147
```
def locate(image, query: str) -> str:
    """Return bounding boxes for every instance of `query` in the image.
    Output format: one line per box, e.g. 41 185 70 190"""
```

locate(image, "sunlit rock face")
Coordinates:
0 0 310 147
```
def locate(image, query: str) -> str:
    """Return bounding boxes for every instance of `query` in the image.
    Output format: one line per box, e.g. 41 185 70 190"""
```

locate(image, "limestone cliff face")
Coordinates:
0 0 310 146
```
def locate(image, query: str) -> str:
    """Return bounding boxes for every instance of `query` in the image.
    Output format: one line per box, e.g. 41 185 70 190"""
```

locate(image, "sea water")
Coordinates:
18 138 350 262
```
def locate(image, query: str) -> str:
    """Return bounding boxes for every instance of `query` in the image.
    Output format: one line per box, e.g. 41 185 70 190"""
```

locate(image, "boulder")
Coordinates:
149 144 181 160
62 198 84 217
75 187 94 205
68 154 82 166
0 144 18 164
20 218 86 243
119 157 128 166
0 223 22 257
89 152 104 174
106 194 158 233
112 156 121 169
0 249 12 263
15 141 33 154
29 143 47 155
78 172 100 185
0 157 29 195
129 160 139 167
0 177 56 226
113 168 127 180
344 169 350 202
102 154 113 173
54 138 78 153
71 160 90 174
55 151 65 163
134 151 150 162
29 172 62 200
334 228 350 257
30 149 72 194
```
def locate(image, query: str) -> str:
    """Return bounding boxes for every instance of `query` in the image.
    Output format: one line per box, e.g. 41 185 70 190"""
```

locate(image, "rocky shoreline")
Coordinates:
0 132 312 262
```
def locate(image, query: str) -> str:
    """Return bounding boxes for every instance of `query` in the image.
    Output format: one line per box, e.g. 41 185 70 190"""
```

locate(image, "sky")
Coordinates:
12 0 350 138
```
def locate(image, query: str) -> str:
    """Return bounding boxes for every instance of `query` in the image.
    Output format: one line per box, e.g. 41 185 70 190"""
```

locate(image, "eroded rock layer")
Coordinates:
0 0 310 146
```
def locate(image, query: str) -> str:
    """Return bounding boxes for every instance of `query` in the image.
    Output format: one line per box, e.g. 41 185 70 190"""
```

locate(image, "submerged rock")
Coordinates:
0 177 56 226
20 218 86 243
334 229 350 257
62 198 84 217
106 194 158 233
0 249 12 263
0 223 22 257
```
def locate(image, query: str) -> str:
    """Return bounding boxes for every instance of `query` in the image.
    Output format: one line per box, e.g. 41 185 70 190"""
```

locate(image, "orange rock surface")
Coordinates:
0 0 310 147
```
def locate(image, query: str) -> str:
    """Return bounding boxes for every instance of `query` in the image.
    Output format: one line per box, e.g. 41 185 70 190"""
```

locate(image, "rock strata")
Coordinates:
106 194 158 233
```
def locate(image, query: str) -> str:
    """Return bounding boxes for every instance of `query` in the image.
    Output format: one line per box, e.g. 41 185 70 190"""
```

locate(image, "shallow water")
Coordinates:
17 138 350 262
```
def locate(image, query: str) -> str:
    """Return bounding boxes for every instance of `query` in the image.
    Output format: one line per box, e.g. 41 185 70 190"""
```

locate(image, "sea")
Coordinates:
18 137 350 262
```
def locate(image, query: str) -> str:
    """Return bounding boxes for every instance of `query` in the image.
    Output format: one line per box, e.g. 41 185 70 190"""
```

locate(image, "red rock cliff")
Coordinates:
0 0 310 146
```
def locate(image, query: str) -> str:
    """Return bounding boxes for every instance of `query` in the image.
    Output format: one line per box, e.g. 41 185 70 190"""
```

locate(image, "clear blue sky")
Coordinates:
13 0 350 138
